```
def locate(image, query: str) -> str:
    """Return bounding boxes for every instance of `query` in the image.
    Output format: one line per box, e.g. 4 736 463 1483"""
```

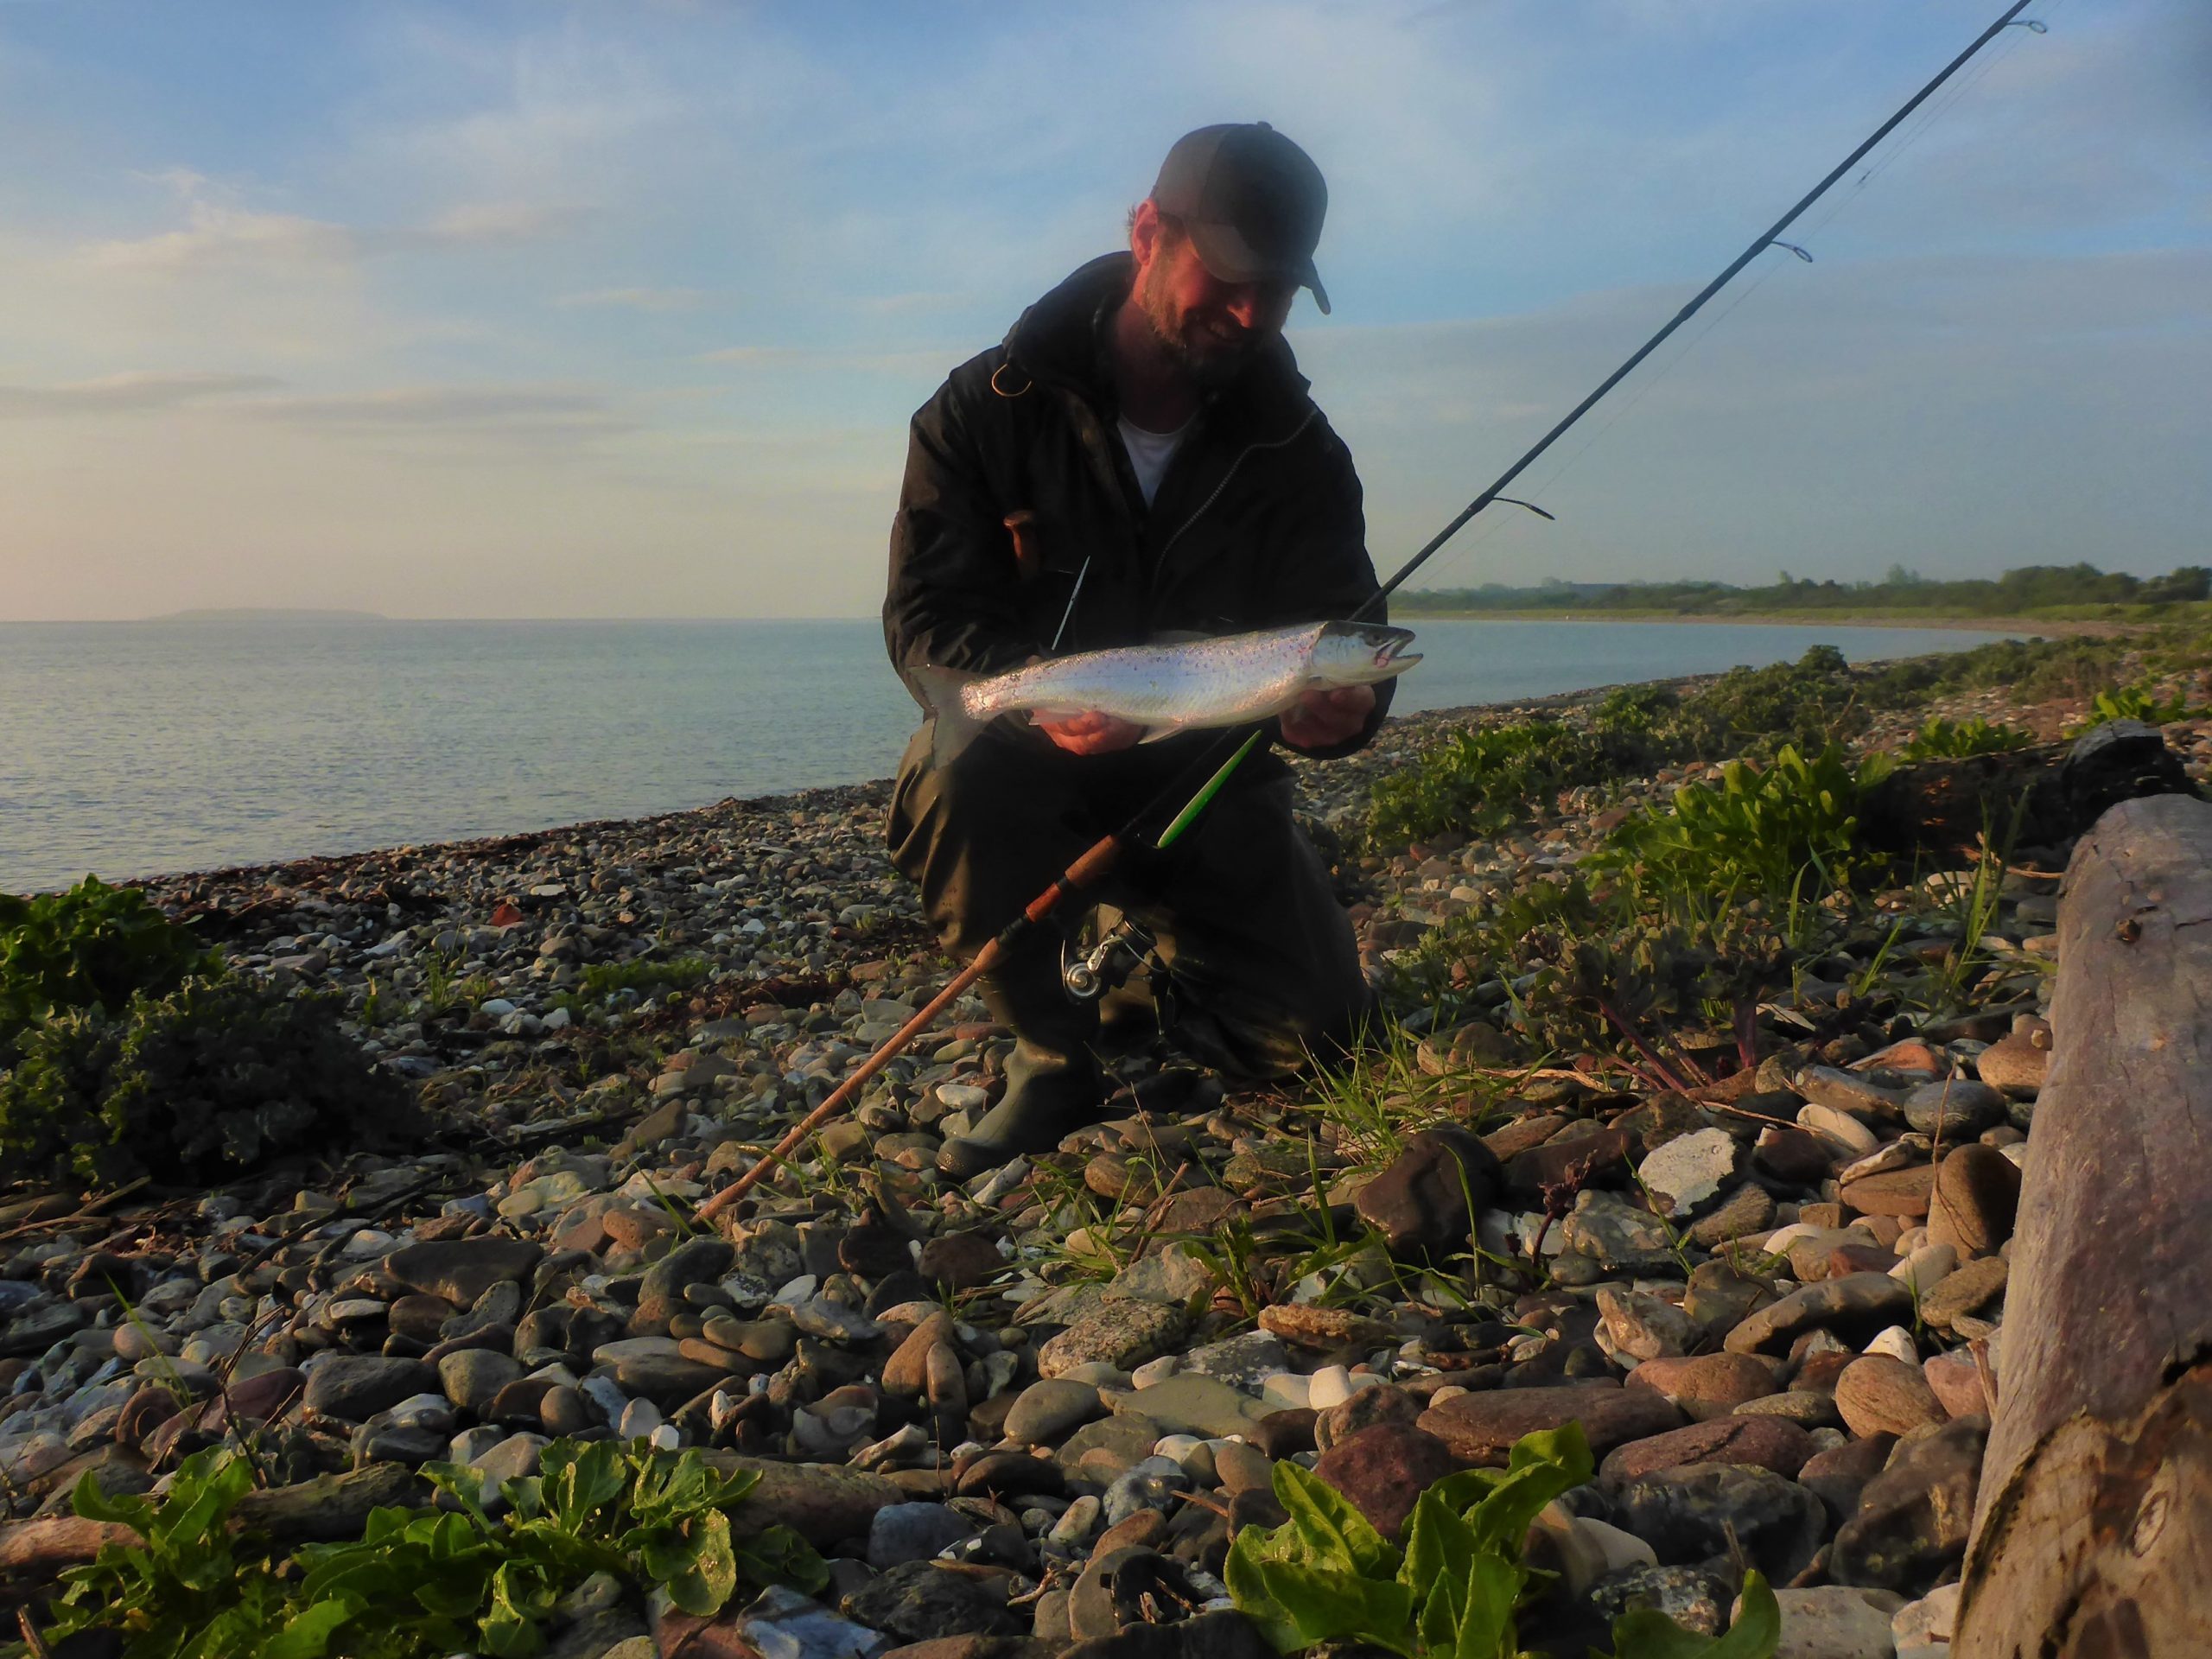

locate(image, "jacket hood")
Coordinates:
1001 252 1313 424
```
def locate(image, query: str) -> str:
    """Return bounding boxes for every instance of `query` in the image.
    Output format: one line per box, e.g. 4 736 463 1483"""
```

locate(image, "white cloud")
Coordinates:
81 175 585 276
246 382 631 441
0 371 282 416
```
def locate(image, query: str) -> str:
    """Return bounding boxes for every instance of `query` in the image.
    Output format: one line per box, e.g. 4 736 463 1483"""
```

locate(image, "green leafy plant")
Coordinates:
1671 645 1866 760
0 876 217 1061
40 1439 825 1659
1897 716 2032 760
0 976 419 1187
1590 744 1890 924
1225 1422 1778 1658
577 956 712 1003
2065 683 2191 735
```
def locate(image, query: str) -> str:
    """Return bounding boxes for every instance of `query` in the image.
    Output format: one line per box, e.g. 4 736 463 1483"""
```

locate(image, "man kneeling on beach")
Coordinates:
883 124 1392 1178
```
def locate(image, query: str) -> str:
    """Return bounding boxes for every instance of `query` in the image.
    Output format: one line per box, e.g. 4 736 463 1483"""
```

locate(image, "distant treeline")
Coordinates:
1397 563 2212 617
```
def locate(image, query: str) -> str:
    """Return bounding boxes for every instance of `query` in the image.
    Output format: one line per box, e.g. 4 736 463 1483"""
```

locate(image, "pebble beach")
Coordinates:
4 666 2208 1659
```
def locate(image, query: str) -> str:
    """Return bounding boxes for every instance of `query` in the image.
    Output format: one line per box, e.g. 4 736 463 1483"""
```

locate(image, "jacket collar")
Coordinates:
1001 252 1314 433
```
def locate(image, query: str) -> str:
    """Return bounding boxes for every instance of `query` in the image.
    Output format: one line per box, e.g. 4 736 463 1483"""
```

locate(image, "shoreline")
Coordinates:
80 645 2004 900
1396 607 2140 636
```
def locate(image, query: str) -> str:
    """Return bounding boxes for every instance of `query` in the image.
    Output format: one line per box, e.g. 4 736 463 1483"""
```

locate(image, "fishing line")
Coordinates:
1401 2 2060 597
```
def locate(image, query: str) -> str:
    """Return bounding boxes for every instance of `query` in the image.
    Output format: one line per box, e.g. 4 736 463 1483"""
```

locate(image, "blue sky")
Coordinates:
0 0 2204 620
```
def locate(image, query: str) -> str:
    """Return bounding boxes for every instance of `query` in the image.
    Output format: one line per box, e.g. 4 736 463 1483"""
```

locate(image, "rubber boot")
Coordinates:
935 1037 1105 1181
936 957 1104 1181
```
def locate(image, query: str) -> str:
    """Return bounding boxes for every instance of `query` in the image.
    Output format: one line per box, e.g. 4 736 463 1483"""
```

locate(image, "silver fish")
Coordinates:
911 620 1419 760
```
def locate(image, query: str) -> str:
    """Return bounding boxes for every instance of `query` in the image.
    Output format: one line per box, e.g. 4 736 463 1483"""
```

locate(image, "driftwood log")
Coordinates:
0 1462 424 1602
1859 717 2198 859
1956 792 2212 1656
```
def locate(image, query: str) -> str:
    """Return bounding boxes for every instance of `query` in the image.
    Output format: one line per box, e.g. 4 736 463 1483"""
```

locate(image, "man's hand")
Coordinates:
1279 684 1376 753
1035 710 1146 755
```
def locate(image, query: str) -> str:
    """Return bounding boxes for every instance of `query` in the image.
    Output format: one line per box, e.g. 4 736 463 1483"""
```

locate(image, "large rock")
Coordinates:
702 1455 904 1549
384 1238 543 1306
1972 1033 2047 1096
1560 1191 1680 1274
641 1237 735 1301
1004 1379 1105 1447
303 1356 437 1423
1418 1383 1682 1466
1724 1274 1913 1357
1919 1255 2007 1332
1103 1375 1268 1440
1312 1423 1464 1540
1925 1144 2020 1256
1256 1305 1396 1351
1767 1586 1907 1659
1626 1354 1779 1422
1607 1465 1827 1584
1832 1356 1946 1440
1598 1416 1815 1483
1637 1128 1742 1217
842 1560 1025 1643
1839 1166 1936 1220
1354 1128 1502 1257
1039 1300 1186 1379
1828 1414 1986 1591
1902 1078 2004 1138
1503 1126 1637 1206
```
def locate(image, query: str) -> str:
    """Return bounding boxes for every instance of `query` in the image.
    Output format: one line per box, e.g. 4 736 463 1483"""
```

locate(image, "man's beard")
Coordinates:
1139 263 1253 391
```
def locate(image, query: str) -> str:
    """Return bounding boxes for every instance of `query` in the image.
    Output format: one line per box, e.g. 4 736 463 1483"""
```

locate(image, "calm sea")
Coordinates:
0 617 2006 894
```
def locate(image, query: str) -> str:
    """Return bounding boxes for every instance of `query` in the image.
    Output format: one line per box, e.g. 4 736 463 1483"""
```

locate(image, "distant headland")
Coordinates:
148 607 389 623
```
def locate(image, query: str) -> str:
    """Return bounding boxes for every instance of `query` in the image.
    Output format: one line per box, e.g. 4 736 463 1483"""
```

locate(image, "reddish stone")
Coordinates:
1626 1354 1778 1421
1313 1423 1465 1540
1418 1382 1682 1466
1792 1350 1854 1393
1598 1414 1816 1482
1840 1166 1936 1219
1923 1349 1988 1419
1827 1244 1902 1278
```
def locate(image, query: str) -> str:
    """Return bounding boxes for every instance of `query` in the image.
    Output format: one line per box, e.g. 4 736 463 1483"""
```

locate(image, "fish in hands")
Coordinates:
911 620 1419 763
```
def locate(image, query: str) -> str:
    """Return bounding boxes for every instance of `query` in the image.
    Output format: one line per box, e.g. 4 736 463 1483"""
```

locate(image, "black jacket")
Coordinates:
882 253 1392 759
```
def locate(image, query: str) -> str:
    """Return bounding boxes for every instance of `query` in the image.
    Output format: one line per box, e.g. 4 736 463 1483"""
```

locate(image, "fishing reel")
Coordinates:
1063 915 1163 1003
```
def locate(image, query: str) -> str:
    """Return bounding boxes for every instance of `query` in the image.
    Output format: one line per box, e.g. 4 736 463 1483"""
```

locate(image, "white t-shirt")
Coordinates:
1117 414 1192 507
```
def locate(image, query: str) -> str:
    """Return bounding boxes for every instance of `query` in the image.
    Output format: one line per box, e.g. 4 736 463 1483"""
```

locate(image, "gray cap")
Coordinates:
1151 123 1331 315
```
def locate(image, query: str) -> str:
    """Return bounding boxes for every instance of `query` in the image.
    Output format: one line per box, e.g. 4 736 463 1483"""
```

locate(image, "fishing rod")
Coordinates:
696 0 2040 1221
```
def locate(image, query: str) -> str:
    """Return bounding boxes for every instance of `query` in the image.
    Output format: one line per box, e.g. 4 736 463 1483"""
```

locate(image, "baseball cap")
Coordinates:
1151 123 1331 315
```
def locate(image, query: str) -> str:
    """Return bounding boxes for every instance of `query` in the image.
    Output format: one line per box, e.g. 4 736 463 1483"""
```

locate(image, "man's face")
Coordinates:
1134 213 1297 391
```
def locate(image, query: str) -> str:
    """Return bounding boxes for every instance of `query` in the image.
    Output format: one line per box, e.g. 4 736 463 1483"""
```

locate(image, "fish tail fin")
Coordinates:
911 664 989 767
